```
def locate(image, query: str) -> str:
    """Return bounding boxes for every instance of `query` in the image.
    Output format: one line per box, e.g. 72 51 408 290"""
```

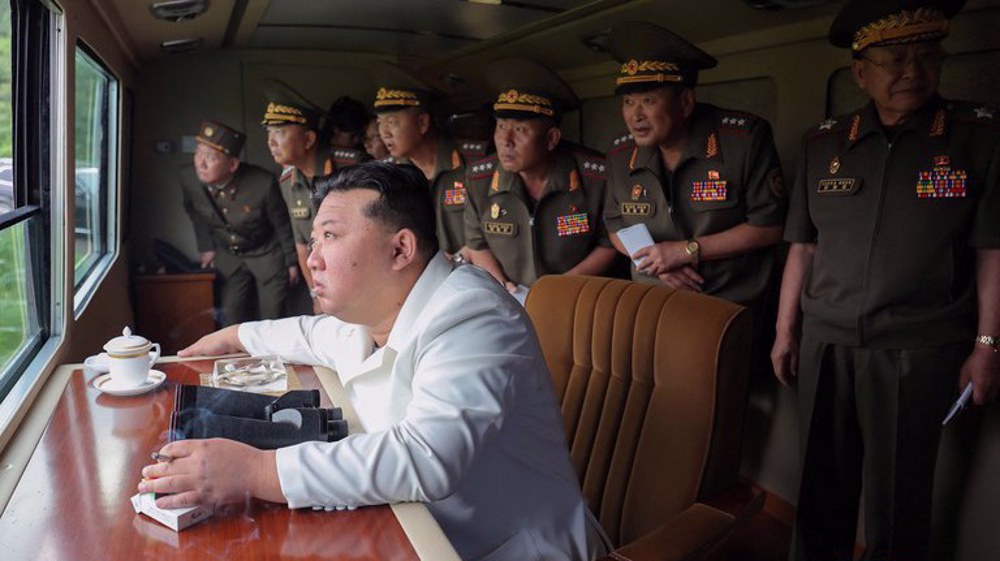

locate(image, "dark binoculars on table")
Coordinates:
170 385 349 450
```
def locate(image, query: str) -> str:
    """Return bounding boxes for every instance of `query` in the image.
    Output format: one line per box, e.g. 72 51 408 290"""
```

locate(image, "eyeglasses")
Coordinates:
858 46 948 74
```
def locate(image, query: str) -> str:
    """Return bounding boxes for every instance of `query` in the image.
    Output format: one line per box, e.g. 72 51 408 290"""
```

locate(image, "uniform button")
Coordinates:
222 208 228 214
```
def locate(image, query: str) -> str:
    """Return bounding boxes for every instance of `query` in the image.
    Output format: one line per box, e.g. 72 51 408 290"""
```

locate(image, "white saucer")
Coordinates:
84 352 111 372
94 369 167 396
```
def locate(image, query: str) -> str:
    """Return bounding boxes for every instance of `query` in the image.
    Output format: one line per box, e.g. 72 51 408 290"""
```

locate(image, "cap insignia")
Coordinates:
374 87 421 108
494 89 555 117
617 59 684 87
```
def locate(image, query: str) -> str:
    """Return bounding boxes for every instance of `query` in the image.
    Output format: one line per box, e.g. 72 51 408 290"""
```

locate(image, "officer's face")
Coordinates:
193 143 238 185
853 41 944 125
377 109 428 158
364 120 389 160
306 189 397 323
494 118 559 174
621 87 694 148
266 124 316 167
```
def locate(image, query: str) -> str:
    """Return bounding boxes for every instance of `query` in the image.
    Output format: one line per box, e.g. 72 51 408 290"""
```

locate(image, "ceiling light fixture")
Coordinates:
150 0 209 23
160 38 204 54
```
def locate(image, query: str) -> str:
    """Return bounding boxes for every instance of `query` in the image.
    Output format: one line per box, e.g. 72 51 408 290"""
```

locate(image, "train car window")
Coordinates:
0 0 54 404
72 44 118 309
827 50 1000 117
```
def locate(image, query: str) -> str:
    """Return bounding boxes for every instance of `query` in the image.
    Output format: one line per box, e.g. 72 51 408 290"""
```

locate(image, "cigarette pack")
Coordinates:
131 492 213 531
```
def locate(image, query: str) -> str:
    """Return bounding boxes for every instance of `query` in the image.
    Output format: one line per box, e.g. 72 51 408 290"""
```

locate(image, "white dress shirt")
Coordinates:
239 253 606 561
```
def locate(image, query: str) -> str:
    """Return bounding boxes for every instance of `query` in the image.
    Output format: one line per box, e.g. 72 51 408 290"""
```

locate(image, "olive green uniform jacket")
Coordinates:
604 103 786 305
786 96 1000 347
180 163 297 324
464 144 612 287
279 146 369 246
386 139 488 254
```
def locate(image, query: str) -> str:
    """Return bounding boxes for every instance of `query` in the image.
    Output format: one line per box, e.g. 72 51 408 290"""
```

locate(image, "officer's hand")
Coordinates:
771 331 799 387
287 266 300 286
958 346 1000 406
199 251 216 268
177 325 244 358
633 241 688 276
657 267 704 291
139 439 281 509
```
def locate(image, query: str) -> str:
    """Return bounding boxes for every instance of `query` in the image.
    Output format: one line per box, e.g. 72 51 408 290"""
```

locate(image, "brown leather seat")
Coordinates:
526 275 758 561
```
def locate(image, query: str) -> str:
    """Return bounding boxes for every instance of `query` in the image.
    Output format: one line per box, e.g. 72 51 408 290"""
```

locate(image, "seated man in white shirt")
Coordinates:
139 162 606 561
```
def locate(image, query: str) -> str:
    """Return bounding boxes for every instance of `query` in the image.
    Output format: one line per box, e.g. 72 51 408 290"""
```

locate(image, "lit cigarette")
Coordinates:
150 451 174 462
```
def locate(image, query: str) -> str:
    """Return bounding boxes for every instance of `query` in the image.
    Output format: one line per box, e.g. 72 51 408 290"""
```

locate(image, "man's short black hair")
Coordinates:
327 95 369 135
313 162 439 260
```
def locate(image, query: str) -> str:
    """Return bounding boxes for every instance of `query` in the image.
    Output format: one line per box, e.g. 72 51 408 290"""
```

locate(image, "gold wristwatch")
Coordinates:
976 335 1000 352
684 239 700 266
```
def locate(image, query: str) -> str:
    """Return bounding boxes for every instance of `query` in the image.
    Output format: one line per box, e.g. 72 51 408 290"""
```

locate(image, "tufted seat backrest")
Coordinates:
525 275 751 548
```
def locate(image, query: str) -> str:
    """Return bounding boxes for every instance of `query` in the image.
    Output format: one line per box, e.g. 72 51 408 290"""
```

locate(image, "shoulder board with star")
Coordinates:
570 146 607 180
607 132 635 157
455 139 492 160
467 155 499 181
803 111 855 141
331 148 369 166
947 100 1000 130
279 166 295 183
717 109 760 135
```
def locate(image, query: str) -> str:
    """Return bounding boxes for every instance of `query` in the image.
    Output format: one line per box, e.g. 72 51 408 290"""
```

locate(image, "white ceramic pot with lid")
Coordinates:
103 327 160 388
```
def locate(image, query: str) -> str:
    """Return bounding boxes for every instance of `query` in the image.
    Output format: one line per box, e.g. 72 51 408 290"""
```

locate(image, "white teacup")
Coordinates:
104 327 161 388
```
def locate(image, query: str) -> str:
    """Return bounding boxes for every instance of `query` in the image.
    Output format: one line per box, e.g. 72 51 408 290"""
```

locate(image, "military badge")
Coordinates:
203 126 214 137
490 203 500 220
708 170 720 180
490 171 500 192
621 202 653 216
444 181 466 206
829 157 840 174
556 213 590 237
916 156 966 198
630 184 643 200
484 222 515 236
691 179 728 202
291 207 310 219
817 178 858 195
706 132 719 158
569 169 580 192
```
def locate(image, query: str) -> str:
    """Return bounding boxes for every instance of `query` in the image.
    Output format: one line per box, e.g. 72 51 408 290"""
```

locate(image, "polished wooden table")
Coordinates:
0 359 457 560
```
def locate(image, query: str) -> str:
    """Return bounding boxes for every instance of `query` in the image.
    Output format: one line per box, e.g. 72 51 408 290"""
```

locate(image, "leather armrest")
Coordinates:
601 503 736 561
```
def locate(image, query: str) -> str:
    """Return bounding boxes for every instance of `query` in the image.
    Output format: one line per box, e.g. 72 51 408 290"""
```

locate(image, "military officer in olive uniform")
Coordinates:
771 1 1000 559
372 67 489 257
262 81 367 313
180 120 298 326
464 58 617 289
603 22 786 307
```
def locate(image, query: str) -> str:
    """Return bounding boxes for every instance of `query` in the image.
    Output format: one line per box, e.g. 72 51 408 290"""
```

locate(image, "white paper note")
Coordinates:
615 224 655 266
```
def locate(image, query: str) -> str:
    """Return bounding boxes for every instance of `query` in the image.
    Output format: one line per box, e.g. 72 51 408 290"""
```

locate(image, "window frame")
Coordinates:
0 0 61 428
71 39 119 317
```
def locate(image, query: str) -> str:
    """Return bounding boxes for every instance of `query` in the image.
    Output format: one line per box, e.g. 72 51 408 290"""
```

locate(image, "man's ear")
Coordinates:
304 129 318 151
545 125 562 152
418 112 431 136
227 156 241 175
391 228 419 270
851 58 867 91
681 88 696 120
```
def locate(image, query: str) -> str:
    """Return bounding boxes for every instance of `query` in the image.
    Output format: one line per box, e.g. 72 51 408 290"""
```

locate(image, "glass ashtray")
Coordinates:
212 356 286 388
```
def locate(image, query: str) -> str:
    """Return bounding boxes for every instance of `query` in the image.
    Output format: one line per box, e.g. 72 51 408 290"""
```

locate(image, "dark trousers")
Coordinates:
791 337 968 561
219 262 287 325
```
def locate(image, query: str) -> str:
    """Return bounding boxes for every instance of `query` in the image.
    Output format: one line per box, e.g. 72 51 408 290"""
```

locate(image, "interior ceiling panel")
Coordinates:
109 0 236 61
254 0 559 52
250 27 476 57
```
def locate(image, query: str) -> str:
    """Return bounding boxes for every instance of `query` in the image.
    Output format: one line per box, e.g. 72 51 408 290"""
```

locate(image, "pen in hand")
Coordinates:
942 382 974 426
